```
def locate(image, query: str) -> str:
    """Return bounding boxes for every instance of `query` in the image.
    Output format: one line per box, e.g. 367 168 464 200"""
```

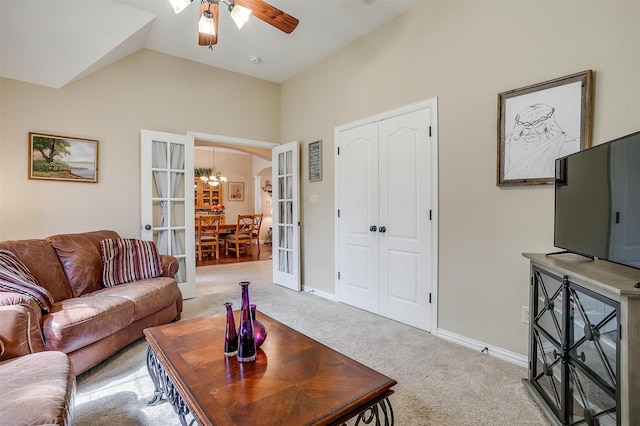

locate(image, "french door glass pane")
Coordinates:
171 201 185 227
285 150 292 174
152 141 167 168
152 200 168 228
171 172 185 199
170 143 184 169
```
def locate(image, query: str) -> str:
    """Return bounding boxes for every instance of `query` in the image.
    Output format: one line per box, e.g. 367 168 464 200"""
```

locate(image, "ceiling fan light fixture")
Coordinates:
198 10 216 36
229 4 252 30
170 0 192 14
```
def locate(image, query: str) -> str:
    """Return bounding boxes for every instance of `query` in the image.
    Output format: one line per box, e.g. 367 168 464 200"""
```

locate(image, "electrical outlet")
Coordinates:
522 306 530 324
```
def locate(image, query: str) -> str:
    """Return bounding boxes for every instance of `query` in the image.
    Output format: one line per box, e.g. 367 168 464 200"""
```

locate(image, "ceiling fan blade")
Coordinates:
198 2 219 46
235 0 299 34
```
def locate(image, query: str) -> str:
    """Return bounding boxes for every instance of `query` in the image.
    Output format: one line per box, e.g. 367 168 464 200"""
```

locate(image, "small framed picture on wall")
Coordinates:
228 182 244 201
309 140 322 182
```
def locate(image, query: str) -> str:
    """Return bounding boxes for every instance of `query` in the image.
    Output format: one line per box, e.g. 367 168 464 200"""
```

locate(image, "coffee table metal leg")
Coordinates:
146 346 197 426
146 346 165 406
343 398 394 426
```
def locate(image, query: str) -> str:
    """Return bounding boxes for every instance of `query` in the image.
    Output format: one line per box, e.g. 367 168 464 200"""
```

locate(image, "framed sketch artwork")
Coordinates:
29 132 99 183
497 70 593 186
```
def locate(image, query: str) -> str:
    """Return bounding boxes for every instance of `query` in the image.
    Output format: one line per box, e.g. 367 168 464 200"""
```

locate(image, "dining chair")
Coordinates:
252 214 263 254
196 215 221 261
225 214 255 258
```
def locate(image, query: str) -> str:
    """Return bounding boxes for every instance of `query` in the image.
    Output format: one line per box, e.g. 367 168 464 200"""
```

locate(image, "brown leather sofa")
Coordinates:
0 230 183 375
0 304 75 425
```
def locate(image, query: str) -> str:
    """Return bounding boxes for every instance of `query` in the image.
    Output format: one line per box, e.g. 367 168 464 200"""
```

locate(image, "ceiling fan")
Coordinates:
170 0 299 48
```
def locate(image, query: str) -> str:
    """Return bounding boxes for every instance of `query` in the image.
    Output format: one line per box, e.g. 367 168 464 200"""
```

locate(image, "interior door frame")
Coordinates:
188 131 280 264
333 97 439 332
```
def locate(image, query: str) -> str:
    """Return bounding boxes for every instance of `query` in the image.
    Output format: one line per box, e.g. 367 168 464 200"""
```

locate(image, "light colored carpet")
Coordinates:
75 261 549 425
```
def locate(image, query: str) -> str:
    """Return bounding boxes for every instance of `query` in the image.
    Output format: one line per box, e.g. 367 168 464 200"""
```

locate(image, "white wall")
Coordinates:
280 1 640 355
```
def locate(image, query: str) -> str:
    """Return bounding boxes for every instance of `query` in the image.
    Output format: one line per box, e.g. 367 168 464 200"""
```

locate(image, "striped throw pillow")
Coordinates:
100 239 162 287
0 250 54 314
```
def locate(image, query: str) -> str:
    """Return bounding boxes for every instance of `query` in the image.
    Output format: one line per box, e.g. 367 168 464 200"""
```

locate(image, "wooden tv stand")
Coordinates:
523 253 640 426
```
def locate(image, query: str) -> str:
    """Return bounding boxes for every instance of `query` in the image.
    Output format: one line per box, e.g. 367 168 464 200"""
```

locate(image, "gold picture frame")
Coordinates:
228 182 244 201
497 70 593 187
29 132 99 183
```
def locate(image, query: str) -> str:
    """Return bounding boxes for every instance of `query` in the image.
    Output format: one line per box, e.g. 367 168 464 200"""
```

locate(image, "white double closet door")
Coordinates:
336 102 436 332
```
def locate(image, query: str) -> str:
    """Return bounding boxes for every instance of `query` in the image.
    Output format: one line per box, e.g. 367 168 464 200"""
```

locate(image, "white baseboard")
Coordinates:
302 285 338 301
298 289 528 368
436 328 528 368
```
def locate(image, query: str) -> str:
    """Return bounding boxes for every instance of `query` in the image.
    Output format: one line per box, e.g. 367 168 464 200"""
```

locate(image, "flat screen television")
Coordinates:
554 130 640 269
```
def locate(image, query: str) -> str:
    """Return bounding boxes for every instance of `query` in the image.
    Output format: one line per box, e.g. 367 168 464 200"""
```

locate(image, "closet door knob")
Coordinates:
369 225 377 232
379 226 386 233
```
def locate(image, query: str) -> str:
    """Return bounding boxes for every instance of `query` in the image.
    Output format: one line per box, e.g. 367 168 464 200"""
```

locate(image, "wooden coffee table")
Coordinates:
144 311 396 425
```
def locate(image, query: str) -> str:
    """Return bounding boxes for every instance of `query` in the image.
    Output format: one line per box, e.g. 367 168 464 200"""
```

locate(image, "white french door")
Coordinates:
140 129 196 299
336 101 437 332
272 141 301 291
377 108 433 330
336 122 379 312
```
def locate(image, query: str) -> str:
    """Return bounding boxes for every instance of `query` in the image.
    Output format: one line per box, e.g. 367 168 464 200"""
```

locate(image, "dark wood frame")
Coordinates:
29 132 99 183
497 70 593 187
308 140 322 182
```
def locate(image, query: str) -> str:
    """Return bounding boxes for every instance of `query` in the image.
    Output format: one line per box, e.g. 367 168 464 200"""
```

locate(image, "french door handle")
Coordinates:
369 225 377 232
378 226 386 233
145 224 152 231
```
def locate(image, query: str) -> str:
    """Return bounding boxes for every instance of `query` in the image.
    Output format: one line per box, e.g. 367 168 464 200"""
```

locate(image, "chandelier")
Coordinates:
195 147 227 187
200 167 227 187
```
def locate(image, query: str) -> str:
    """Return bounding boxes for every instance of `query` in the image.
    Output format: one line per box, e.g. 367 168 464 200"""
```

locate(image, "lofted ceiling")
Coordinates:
0 0 420 89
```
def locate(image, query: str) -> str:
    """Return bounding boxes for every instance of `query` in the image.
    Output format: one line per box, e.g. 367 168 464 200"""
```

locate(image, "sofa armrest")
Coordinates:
159 255 179 278
0 305 46 361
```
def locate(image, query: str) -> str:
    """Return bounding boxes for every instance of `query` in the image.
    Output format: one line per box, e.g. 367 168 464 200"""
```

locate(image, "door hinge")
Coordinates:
338 271 341 280
429 210 432 220
337 209 340 218
429 126 432 137
337 146 340 155
429 293 432 303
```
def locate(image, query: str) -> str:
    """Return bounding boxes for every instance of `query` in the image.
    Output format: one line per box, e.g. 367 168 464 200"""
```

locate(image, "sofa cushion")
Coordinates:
0 239 72 302
42 295 134 354
100 238 162 286
90 277 180 321
0 250 54 313
0 351 75 426
47 230 120 297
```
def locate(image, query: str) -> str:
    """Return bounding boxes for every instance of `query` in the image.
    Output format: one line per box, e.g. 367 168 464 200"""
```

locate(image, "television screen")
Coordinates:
554 131 640 268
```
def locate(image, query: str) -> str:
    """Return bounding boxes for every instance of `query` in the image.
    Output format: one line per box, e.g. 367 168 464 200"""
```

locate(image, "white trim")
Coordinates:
303 285 339 302
436 328 528 368
187 131 279 149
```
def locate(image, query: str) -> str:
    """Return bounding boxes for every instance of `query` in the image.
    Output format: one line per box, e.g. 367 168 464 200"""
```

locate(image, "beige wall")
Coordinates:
2 2 639 358
0 49 280 240
281 1 640 355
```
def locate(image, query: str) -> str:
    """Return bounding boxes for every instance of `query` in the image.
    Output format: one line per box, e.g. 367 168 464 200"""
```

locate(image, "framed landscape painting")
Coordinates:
29 132 99 183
